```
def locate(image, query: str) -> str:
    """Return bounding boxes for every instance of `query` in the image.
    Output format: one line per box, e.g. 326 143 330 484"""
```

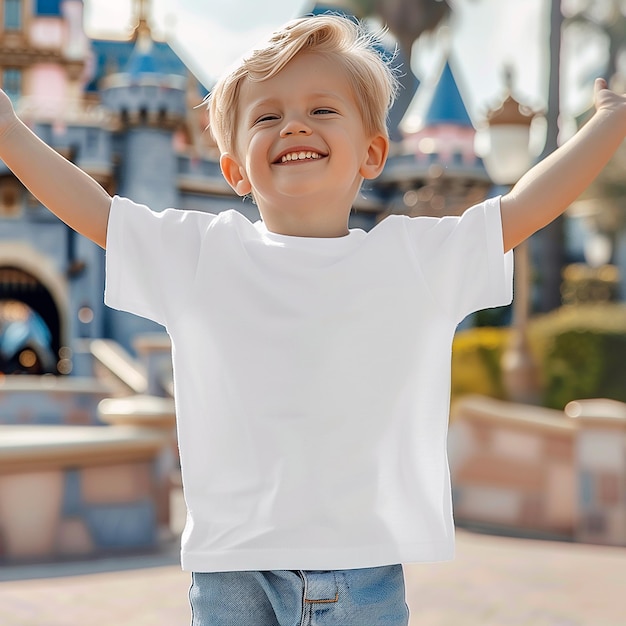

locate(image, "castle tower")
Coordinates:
410 59 477 165
395 56 490 217
100 2 186 212
1 0 88 119
0 0 95 374
1 0 211 369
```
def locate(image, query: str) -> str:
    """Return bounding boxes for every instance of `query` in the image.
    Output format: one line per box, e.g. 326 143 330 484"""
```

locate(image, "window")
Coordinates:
0 178 22 218
2 69 22 104
35 0 61 16
4 0 22 31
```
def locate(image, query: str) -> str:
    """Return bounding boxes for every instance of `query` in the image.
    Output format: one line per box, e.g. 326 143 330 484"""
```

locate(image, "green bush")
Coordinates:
529 304 626 409
451 304 626 410
451 326 508 403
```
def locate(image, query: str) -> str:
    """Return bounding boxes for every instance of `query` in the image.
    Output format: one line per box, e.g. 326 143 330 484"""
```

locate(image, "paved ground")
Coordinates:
0 501 625 626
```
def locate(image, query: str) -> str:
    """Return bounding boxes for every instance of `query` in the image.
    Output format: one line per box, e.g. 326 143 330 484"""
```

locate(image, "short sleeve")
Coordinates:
104 196 214 327
405 196 513 323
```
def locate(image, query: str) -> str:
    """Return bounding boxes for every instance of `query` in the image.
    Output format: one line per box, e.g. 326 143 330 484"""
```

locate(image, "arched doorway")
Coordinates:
0 266 62 375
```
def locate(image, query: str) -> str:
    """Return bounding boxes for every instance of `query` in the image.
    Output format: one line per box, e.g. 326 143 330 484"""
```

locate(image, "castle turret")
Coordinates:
378 56 491 219
409 59 478 167
100 12 187 211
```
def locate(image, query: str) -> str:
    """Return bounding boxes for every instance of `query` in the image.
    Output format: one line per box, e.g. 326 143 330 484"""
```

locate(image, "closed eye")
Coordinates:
254 114 280 124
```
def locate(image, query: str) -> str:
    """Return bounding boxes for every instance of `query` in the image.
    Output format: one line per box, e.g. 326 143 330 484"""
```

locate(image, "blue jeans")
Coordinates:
189 565 409 626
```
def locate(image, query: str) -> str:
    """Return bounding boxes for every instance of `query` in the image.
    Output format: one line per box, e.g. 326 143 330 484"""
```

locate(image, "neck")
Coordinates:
257 191 356 238
262 213 350 238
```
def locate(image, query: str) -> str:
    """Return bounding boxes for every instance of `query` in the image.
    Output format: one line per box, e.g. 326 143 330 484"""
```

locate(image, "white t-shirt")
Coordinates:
105 195 513 572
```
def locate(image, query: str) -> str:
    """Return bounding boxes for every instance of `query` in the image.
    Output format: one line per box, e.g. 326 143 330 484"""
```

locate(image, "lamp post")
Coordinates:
476 77 542 404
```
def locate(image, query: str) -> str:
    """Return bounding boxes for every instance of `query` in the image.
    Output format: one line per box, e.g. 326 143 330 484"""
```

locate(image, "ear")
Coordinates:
220 153 252 196
359 134 389 180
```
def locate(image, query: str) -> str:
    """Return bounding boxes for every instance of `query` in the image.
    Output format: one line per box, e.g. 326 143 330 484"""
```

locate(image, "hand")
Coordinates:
502 76 626 251
593 78 626 121
0 88 19 139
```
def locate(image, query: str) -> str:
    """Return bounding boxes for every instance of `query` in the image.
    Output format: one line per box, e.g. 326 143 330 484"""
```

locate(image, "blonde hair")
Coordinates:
207 15 398 155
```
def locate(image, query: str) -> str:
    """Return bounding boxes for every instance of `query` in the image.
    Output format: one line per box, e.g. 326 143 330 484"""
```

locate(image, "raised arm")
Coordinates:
501 78 626 253
0 88 112 248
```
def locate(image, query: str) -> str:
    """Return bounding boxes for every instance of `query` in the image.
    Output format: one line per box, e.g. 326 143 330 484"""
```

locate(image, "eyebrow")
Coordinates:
246 98 279 113
246 91 345 112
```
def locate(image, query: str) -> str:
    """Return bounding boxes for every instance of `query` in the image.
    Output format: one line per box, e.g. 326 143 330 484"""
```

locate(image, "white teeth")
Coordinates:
280 151 321 163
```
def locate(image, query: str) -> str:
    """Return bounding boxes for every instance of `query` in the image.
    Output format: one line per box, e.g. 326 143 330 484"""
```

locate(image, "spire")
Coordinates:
423 60 473 128
126 0 159 77
132 0 152 42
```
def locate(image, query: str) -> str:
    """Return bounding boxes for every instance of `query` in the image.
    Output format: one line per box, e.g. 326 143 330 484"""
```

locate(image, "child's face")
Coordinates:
220 51 388 235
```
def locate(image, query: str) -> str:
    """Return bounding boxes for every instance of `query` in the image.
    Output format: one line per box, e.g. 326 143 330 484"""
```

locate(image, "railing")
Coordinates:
87 338 149 396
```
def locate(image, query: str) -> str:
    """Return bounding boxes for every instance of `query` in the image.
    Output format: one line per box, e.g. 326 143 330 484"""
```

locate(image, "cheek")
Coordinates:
245 136 272 173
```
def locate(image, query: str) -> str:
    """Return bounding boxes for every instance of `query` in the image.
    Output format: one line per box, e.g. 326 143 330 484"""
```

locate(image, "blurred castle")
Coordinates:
0 0 491 375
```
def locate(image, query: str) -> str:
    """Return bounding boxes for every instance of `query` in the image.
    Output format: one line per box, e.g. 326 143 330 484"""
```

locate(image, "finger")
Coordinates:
594 77 608 92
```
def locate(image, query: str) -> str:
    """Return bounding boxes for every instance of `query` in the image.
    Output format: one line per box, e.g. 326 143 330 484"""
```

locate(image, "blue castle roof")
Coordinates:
423 60 473 128
86 39 190 92
125 36 163 78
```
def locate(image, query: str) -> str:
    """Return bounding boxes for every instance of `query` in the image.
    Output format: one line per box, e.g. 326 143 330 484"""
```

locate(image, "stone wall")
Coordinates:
0 376 111 425
0 425 167 562
449 395 626 546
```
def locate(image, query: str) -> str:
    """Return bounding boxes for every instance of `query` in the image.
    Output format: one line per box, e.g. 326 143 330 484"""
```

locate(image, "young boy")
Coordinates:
1 14 625 626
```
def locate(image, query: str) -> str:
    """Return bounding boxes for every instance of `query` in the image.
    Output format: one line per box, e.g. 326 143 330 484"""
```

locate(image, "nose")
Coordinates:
279 117 312 137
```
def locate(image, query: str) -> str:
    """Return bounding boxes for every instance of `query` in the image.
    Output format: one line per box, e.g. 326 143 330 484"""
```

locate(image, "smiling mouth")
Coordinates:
276 150 326 164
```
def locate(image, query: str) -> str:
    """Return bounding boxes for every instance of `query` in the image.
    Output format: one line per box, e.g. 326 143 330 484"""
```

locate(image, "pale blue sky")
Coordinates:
84 0 604 126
